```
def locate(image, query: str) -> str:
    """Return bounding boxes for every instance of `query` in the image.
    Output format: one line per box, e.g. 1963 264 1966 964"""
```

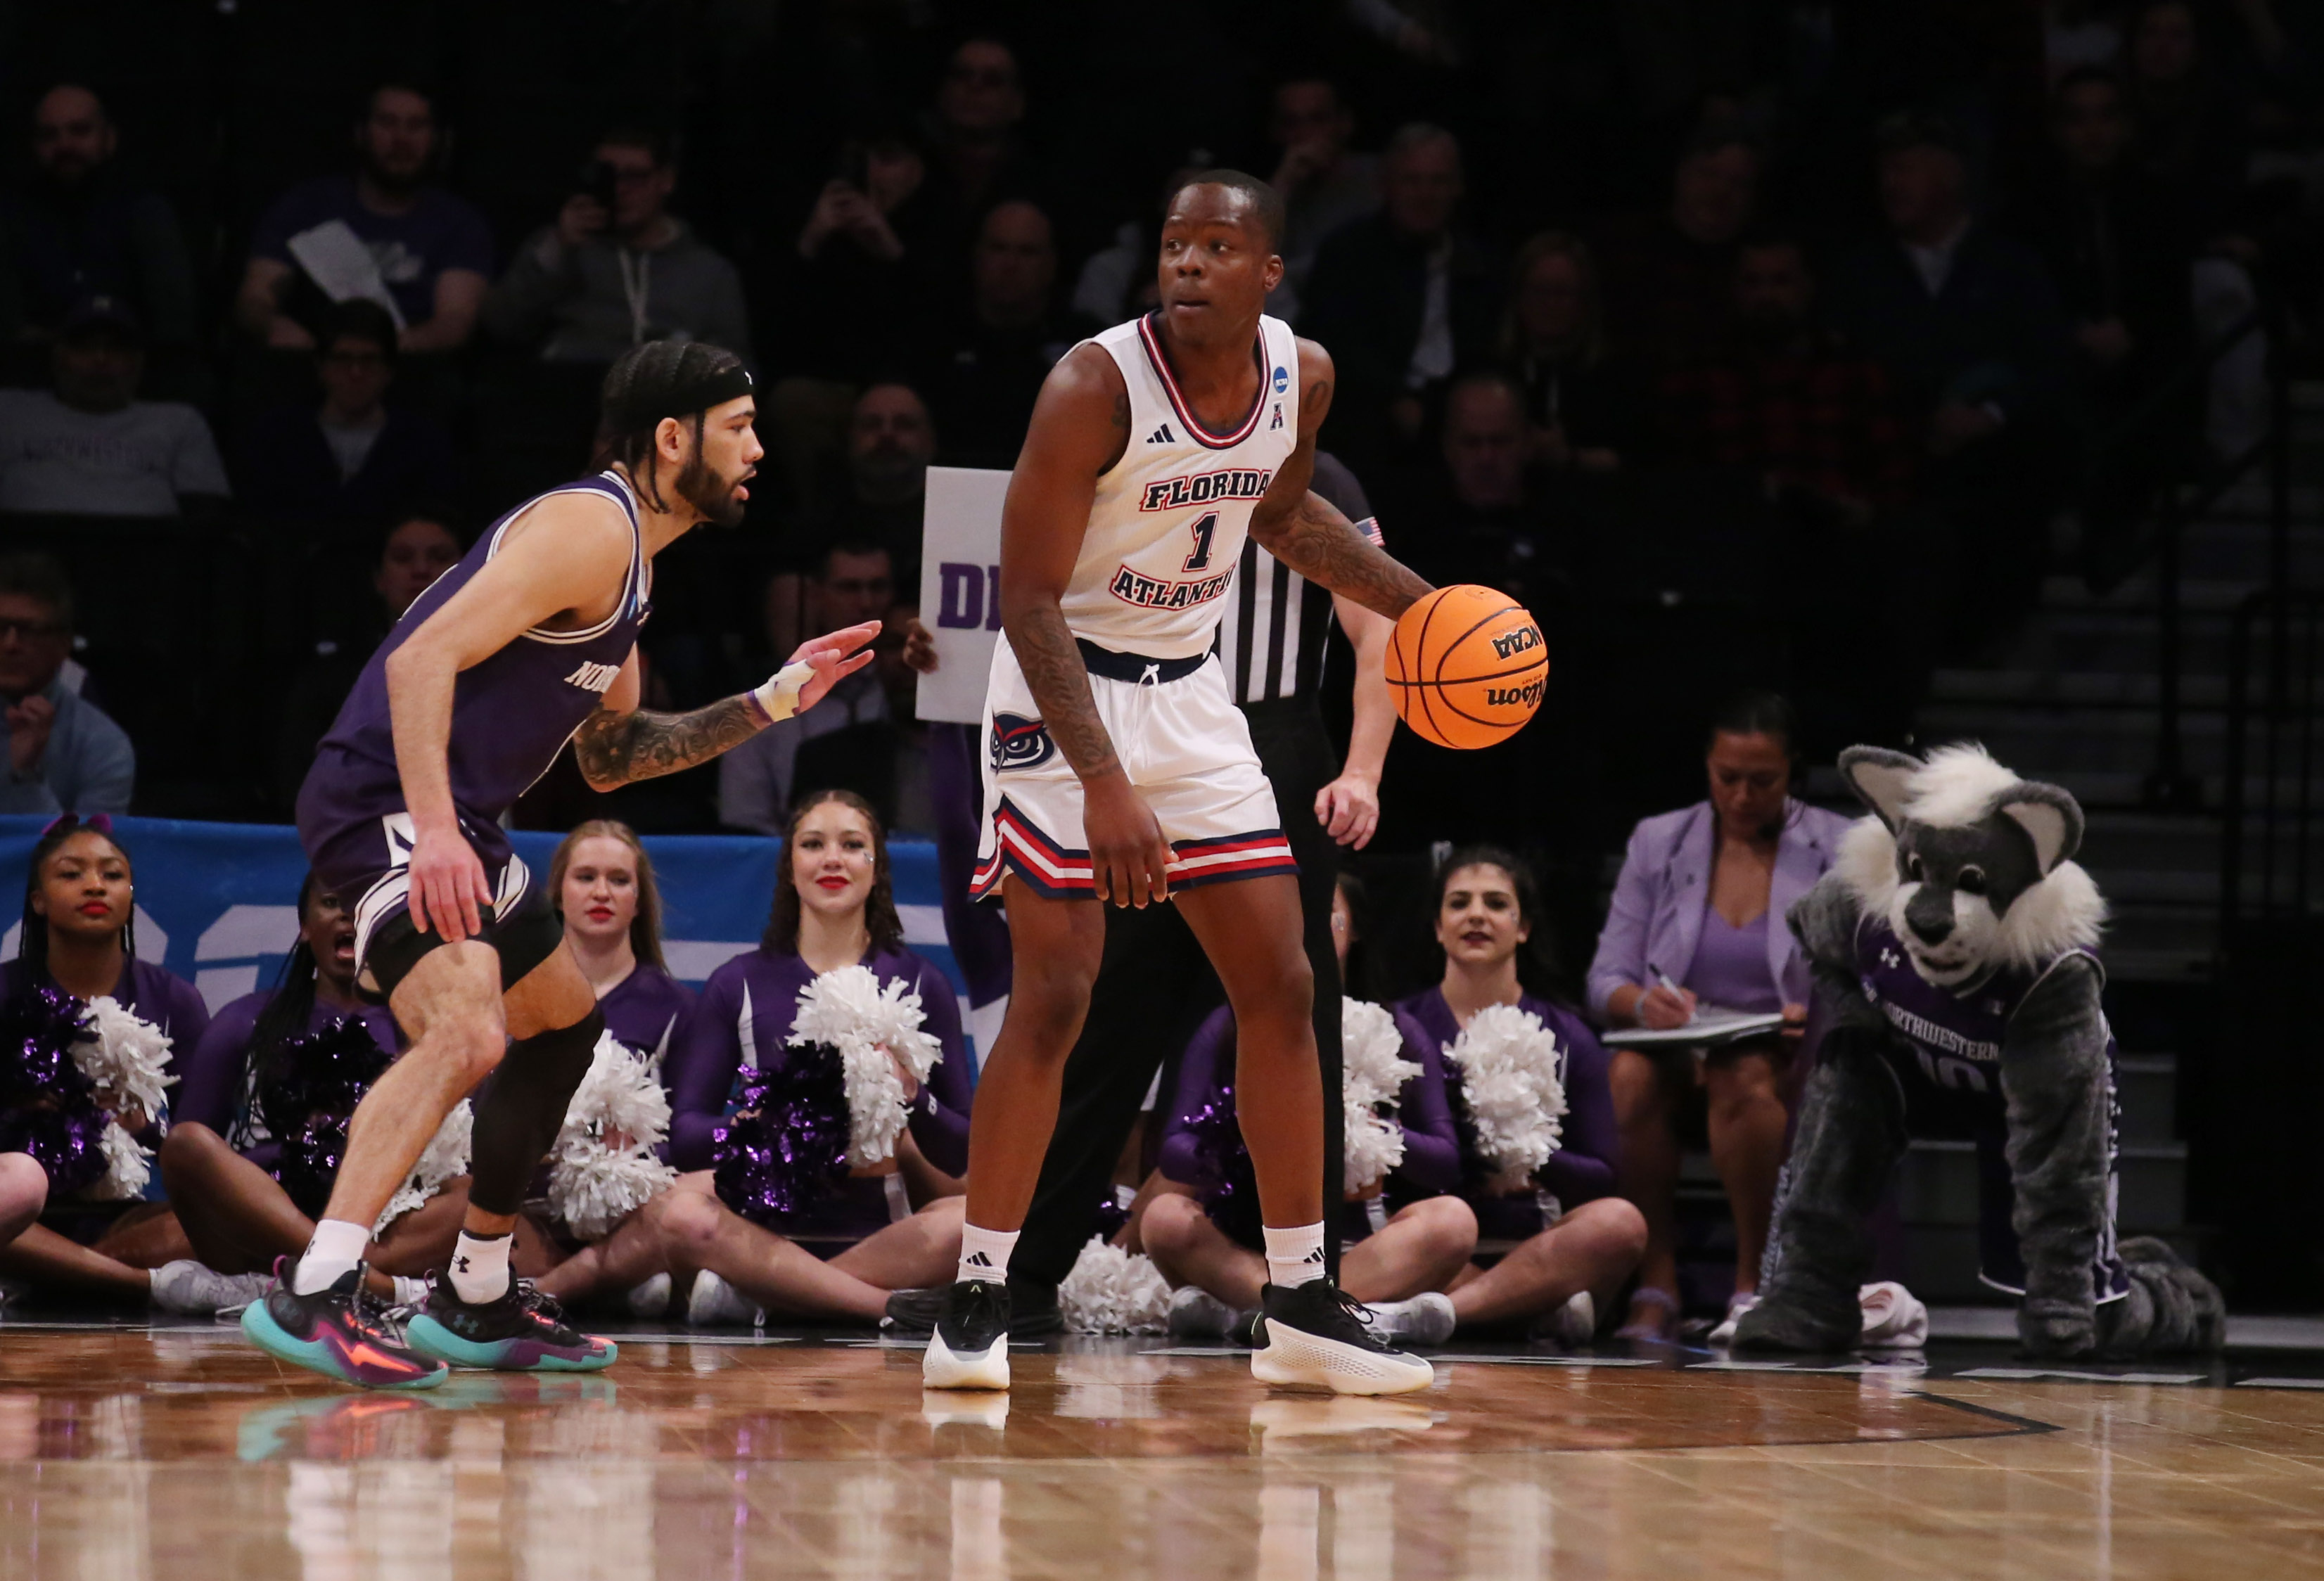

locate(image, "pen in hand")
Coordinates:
1645 964 1698 1027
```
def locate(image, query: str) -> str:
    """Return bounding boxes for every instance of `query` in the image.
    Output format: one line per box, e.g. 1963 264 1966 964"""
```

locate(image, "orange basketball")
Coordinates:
1386 585 1547 750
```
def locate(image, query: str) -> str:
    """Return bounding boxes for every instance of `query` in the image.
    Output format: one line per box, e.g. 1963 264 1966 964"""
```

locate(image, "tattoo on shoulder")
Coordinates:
571 696 762 788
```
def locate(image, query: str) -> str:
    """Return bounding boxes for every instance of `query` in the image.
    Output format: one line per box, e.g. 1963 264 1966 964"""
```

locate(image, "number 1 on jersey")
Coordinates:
1181 511 1219 572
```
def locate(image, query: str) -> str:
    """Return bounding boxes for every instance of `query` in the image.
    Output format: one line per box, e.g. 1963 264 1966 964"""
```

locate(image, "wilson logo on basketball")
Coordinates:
1490 626 1542 660
1137 468 1274 512
1486 679 1545 708
990 713 1058 772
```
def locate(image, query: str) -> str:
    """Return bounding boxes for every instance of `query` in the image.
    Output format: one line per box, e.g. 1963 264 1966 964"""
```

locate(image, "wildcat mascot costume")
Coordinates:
1735 744 2224 1358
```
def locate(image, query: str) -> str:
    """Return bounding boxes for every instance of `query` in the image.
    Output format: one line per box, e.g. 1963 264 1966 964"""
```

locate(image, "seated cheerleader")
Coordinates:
535 789 971 1326
160 873 528 1305
1142 872 1479 1346
551 820 694 1063
0 815 226 1310
1393 848 1647 1342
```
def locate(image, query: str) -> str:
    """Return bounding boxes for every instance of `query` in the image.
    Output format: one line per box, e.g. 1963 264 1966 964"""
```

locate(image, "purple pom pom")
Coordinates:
1093 1193 1133 1241
262 1018 393 1218
1180 1082 1263 1246
0 985 105 1193
711 1041 852 1224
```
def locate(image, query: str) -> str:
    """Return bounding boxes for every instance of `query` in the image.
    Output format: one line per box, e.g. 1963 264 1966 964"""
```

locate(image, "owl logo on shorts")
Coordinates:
990 713 1057 772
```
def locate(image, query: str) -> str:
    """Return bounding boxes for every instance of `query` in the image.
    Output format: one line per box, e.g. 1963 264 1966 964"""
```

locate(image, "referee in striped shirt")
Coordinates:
985 451 1398 1321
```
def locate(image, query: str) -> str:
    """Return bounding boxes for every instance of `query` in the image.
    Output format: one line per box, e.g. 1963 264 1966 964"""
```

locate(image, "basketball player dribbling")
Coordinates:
245 342 876 1388
925 172 1442 1395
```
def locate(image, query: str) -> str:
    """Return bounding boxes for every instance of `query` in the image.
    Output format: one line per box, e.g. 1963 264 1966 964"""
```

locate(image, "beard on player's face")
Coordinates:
672 447 751 527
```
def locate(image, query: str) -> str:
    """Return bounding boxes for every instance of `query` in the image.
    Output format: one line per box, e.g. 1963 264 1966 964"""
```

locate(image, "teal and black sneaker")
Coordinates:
240 1259 448 1390
402 1274 618 1373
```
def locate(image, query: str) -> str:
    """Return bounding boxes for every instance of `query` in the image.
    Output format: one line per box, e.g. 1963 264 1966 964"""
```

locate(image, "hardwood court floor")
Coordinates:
1 1325 2321 1579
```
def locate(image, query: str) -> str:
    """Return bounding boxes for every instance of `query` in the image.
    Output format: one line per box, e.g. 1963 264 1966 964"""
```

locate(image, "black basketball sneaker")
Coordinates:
883 1279 1061 1339
921 1279 1013 1390
402 1274 617 1373
1251 1281 1436 1395
241 1259 447 1390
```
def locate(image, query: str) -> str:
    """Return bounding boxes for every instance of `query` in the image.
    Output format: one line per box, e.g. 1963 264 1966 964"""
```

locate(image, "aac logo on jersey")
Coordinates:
990 713 1058 772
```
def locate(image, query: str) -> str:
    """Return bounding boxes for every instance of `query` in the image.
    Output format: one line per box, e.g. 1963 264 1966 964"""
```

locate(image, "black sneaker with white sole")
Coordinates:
883 1279 1061 1338
1251 1281 1436 1395
921 1279 1012 1390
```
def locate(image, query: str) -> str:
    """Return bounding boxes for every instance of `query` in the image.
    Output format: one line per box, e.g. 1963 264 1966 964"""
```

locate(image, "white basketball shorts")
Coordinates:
971 639 1296 901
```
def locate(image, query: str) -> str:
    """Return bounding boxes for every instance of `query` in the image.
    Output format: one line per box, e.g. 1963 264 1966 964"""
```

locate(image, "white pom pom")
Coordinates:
1056 1236 1173 1334
75 997 176 1120
547 1033 679 1239
89 1121 151 1201
376 1100 473 1232
1442 1003 1566 1178
1341 997 1421 1192
787 964 945 1166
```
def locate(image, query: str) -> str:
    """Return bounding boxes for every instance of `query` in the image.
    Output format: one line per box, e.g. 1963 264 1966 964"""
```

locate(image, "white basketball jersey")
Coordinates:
1060 312 1301 660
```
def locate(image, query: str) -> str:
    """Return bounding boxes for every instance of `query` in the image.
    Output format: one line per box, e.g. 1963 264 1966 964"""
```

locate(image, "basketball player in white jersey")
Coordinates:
925 172 1441 1395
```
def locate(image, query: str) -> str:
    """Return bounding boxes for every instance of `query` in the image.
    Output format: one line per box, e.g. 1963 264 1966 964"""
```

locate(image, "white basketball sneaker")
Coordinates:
1251 1281 1436 1395
922 1279 1011 1390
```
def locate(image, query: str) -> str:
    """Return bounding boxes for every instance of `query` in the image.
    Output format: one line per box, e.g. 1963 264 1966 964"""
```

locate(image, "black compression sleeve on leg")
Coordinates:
466 1005 604 1217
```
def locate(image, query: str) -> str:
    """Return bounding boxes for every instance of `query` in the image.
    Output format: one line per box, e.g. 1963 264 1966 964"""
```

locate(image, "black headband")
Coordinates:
606 364 755 433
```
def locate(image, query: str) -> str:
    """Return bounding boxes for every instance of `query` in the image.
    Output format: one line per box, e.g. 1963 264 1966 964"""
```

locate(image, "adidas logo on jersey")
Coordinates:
563 659 622 694
1147 423 1175 444
1137 467 1275 513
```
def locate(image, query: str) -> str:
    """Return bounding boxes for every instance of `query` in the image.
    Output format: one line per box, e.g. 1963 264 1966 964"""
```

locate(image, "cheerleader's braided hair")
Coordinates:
15 814 134 991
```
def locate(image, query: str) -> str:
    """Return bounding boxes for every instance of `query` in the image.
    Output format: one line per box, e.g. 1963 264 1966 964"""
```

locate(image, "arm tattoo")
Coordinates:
1258 492 1433 620
1006 605 1121 782
572 695 765 788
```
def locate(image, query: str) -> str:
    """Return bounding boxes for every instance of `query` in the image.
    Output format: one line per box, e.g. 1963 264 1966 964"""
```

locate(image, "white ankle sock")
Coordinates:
1263 1222 1329 1288
448 1230 512 1304
957 1223 1019 1286
292 1219 371 1296
392 1275 428 1307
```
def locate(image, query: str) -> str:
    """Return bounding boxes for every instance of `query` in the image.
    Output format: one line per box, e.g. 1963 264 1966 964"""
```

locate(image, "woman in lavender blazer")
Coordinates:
1584 693 1851 1340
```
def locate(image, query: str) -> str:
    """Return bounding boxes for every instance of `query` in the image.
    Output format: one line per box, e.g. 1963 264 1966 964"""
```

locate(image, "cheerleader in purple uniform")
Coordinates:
535 791 971 1324
547 821 694 1062
0 817 216 1307
160 874 500 1304
1394 850 1645 1340
1142 873 1479 1345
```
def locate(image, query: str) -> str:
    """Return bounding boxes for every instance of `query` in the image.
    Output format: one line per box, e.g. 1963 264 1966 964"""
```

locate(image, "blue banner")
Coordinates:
0 816 963 1014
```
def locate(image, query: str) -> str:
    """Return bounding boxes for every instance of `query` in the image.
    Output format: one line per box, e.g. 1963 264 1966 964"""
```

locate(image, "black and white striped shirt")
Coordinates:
1213 452 1379 705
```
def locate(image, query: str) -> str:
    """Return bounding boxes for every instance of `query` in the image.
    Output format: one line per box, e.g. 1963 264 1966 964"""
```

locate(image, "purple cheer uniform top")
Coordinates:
665 943 972 1248
294 471 651 960
1156 1003 1452 1248
174 993 403 1175
1392 987 1621 1243
597 964 694 1065
1849 914 2128 1300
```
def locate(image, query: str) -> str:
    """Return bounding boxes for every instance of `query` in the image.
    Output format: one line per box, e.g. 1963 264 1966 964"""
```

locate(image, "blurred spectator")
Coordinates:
719 539 898 836
1590 127 1761 371
235 83 492 354
0 295 226 518
1498 233 1646 474
1659 234 1914 527
1823 115 2074 646
2124 0 2249 219
2044 1 2125 81
1069 161 1196 333
1386 373 1554 603
919 38 1041 277
234 300 458 527
270 516 462 809
780 127 938 385
0 553 134 815
0 84 198 380
913 200 1070 469
770 383 938 660
1264 77 1380 320
1587 693 1849 1339
1301 123 1498 456
483 124 752 367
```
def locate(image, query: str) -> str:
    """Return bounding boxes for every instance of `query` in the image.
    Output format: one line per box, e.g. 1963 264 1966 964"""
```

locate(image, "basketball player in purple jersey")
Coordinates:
924 174 1442 1395
245 342 876 1388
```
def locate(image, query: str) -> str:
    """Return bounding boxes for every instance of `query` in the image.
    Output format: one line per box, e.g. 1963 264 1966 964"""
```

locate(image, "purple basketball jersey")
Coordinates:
296 472 650 871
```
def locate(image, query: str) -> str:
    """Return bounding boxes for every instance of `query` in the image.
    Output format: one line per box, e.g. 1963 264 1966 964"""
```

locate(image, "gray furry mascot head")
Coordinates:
1733 743 2225 1359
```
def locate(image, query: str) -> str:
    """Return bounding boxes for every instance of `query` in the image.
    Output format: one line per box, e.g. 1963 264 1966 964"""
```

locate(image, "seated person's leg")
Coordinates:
1702 1044 1789 1300
0 1220 161 1303
1611 1047 1683 1333
89 1201 193 1270
0 1153 44 1250
1140 1190 1267 1311
159 1122 313 1276
829 1196 966 1293
1340 1197 1478 1305
1447 1198 1649 1332
654 1189 894 1324
532 1173 716 1307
